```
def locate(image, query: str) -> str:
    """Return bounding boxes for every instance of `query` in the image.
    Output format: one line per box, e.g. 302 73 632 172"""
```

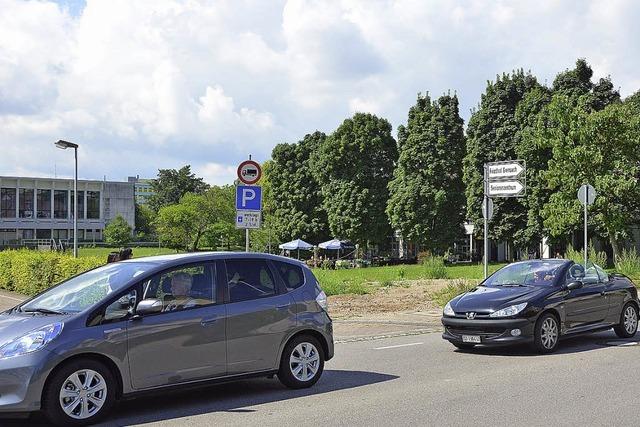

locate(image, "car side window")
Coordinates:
142 263 216 313
88 289 137 326
226 259 276 302
273 261 305 290
594 265 609 282
566 263 598 285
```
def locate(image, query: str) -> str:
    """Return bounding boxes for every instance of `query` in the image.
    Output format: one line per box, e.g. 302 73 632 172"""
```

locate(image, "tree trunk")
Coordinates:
609 234 620 265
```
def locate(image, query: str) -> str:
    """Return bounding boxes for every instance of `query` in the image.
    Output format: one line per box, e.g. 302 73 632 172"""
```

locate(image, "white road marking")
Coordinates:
373 342 424 350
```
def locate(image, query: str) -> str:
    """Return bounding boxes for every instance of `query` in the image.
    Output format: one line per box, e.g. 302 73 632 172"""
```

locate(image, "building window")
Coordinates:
37 189 52 219
36 229 52 239
54 190 68 219
19 189 34 218
1 188 16 218
87 191 100 219
70 191 85 220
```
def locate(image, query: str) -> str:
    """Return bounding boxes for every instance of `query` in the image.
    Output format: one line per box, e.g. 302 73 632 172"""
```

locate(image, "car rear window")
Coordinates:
273 261 305 290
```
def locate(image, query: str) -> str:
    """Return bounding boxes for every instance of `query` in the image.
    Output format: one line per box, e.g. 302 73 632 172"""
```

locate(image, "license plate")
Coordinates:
462 335 481 343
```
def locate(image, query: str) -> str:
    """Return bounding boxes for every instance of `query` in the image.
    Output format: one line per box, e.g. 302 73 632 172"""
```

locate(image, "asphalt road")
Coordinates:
6 329 640 427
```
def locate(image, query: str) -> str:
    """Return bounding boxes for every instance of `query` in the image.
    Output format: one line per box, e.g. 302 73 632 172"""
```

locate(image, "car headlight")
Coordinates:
443 301 455 317
0 323 64 359
490 303 527 318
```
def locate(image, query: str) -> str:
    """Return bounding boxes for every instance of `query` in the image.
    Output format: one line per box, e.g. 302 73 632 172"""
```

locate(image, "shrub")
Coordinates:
431 279 477 307
615 248 640 279
0 250 103 296
335 260 351 269
423 256 448 279
564 243 608 267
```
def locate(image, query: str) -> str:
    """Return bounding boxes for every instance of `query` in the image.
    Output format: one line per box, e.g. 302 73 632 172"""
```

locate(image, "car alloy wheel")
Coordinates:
289 342 320 382
59 369 108 420
540 317 558 350
624 305 638 335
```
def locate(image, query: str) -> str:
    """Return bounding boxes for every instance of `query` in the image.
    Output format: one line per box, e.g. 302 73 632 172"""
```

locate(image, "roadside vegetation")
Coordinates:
78 246 178 259
314 263 504 296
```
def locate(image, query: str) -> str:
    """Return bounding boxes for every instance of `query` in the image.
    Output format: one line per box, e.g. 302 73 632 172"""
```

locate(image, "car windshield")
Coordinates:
20 263 151 314
484 261 565 287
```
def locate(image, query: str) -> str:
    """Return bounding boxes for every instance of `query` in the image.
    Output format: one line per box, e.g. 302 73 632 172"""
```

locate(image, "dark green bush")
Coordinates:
0 250 103 296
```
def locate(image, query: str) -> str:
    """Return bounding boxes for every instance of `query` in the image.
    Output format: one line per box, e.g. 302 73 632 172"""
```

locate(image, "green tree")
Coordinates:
201 185 243 250
155 191 223 251
513 86 553 248
134 203 155 238
463 70 539 249
540 98 640 261
312 113 398 246
148 165 209 211
268 132 330 244
104 215 132 247
386 93 465 253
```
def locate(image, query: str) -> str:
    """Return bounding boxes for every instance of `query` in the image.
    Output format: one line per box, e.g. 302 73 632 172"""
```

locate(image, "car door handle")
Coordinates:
201 317 218 326
103 327 123 335
276 304 289 311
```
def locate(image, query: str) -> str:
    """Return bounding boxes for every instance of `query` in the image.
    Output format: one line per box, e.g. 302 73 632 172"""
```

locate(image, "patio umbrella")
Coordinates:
318 239 355 259
279 239 314 259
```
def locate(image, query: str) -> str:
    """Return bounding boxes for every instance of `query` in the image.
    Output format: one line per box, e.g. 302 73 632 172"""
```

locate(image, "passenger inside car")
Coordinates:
163 272 197 311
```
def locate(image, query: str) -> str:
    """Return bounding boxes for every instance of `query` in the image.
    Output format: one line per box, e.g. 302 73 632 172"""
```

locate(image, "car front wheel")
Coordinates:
614 302 638 338
42 358 116 426
278 335 325 389
533 313 560 354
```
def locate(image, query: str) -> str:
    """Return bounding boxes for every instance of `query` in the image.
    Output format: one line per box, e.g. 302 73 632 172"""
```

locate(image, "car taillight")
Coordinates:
316 291 328 312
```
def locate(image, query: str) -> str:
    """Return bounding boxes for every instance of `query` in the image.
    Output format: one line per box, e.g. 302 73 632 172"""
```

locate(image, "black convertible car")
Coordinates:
441 259 639 353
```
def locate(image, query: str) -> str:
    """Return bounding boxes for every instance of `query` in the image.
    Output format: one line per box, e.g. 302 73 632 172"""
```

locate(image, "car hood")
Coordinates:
452 285 547 313
0 312 71 347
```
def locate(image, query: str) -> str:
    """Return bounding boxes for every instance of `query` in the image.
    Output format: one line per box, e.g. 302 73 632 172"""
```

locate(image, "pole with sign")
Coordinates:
578 184 597 267
236 156 262 252
483 160 526 278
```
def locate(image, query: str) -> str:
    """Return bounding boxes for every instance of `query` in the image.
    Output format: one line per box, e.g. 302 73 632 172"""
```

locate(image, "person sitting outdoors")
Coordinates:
163 272 197 312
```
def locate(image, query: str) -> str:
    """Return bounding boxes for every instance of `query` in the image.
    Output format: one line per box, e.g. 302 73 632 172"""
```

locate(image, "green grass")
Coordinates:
78 246 179 259
314 263 505 296
430 279 478 307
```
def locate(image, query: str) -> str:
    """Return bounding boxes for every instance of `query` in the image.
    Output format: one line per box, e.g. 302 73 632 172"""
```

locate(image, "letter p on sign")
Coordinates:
236 185 262 211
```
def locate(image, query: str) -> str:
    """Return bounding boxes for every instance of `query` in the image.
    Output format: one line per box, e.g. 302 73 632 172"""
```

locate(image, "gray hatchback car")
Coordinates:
0 252 333 426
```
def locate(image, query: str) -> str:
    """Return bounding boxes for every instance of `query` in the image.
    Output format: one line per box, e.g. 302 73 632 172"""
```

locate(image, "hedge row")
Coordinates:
0 250 104 296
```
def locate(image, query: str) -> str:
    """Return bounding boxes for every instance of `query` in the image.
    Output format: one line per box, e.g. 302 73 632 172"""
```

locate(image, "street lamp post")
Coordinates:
55 140 79 258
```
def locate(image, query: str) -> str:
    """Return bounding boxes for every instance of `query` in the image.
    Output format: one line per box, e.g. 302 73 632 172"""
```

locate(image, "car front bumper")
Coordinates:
441 316 535 347
0 349 57 414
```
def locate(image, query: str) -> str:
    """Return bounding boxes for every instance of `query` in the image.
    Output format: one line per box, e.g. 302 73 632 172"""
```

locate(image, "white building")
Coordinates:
0 176 135 245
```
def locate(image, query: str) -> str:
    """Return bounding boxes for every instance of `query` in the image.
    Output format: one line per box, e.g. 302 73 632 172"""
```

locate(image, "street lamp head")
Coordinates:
55 140 78 150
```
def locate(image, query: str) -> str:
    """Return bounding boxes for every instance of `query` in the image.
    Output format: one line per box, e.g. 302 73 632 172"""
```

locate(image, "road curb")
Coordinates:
335 327 443 343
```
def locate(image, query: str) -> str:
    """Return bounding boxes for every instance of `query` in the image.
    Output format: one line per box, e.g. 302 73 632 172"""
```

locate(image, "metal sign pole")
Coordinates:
483 165 489 279
246 228 250 253
584 186 588 267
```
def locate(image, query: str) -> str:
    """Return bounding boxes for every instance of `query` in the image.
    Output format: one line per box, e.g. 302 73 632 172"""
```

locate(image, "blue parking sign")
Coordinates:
235 185 262 211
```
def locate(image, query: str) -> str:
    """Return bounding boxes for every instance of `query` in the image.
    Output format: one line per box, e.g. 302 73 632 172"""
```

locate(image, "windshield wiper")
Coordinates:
21 307 67 315
494 283 527 287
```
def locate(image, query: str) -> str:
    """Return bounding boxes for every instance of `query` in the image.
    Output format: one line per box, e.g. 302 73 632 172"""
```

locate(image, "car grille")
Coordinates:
446 326 505 338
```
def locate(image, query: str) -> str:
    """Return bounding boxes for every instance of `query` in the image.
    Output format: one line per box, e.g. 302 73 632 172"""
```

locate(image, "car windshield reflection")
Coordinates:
20 263 150 314
484 261 566 287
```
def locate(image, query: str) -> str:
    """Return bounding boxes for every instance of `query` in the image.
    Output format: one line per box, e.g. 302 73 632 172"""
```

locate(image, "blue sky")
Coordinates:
1 0 639 185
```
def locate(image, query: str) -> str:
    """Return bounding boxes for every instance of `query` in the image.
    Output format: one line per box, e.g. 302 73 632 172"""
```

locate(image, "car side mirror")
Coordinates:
566 281 583 291
135 298 163 315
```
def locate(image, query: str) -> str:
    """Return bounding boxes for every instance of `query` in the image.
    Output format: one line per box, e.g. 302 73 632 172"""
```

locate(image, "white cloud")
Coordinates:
1 0 639 186
194 162 238 186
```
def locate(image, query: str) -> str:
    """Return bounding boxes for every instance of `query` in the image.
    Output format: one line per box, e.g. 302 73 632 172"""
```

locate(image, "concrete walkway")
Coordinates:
0 289 26 311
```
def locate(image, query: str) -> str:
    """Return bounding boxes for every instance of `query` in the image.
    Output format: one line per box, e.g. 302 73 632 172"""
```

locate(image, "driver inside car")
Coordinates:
163 272 197 312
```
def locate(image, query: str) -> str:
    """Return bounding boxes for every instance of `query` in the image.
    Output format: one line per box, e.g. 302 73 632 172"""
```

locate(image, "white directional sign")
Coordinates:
487 161 525 180
488 180 525 197
236 210 261 229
